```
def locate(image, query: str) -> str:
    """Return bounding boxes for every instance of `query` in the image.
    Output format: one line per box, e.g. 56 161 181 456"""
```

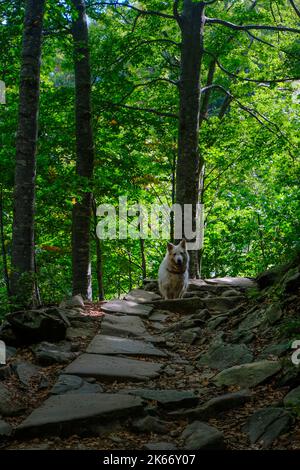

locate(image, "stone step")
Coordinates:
16 393 144 438
100 313 147 338
102 300 153 318
87 334 168 358
124 289 161 303
64 353 163 381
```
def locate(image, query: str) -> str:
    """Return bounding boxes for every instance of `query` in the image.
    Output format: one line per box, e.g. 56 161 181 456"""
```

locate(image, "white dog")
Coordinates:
158 239 189 299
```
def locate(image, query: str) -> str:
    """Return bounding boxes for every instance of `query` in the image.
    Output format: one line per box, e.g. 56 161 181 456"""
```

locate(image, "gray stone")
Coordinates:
180 328 201 344
0 420 13 437
126 389 198 409
149 311 169 322
60 294 85 309
265 303 283 325
102 300 153 318
6 308 67 344
214 360 281 388
101 314 147 338
125 289 161 303
204 277 256 289
66 325 95 341
221 289 241 297
50 374 82 394
143 442 177 450
207 316 227 330
198 343 253 370
34 341 79 365
243 407 292 448
151 298 205 314
0 383 24 417
14 361 42 387
64 353 162 381
87 334 167 358
259 342 290 359
236 309 267 332
181 421 224 450
0 365 12 380
132 416 167 434
204 296 245 315
170 390 251 419
283 386 300 410
16 393 144 437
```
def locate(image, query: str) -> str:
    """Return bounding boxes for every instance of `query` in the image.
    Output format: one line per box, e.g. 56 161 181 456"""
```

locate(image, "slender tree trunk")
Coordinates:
71 0 94 300
92 197 104 300
175 0 205 279
170 146 176 243
11 0 45 307
0 186 11 299
139 238 147 280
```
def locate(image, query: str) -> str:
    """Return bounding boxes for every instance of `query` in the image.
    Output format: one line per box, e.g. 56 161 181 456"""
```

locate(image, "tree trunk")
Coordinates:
92 197 104 300
11 0 45 307
175 0 205 279
139 237 147 280
71 0 94 300
0 186 11 299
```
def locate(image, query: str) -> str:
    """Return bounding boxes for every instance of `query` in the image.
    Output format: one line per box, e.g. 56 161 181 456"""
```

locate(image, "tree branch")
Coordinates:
289 0 300 18
87 1 175 19
205 17 300 34
103 102 178 119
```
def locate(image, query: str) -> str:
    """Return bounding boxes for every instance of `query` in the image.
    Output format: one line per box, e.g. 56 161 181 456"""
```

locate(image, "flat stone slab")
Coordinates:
101 314 147 338
204 277 256 289
125 289 161 303
102 300 153 318
64 353 163 381
126 389 198 409
151 298 205 314
198 343 253 370
87 335 167 358
16 393 143 437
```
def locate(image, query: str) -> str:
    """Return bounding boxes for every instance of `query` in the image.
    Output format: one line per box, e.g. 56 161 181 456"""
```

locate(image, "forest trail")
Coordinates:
1 275 300 450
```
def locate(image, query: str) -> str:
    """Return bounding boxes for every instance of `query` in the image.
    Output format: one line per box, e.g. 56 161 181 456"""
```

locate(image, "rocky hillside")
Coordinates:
0 259 300 450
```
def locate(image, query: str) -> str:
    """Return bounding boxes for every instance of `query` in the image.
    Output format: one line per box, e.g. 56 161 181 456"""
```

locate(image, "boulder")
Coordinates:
132 416 167 434
283 386 300 410
14 361 42 387
243 407 292 448
198 343 253 370
214 360 281 388
33 341 79 365
181 421 224 450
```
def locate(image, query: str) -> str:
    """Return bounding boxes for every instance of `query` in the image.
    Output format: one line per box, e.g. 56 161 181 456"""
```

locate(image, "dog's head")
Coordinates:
167 239 189 271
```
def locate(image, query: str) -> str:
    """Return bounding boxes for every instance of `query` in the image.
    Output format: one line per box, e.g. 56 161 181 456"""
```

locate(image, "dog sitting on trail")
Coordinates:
158 239 189 299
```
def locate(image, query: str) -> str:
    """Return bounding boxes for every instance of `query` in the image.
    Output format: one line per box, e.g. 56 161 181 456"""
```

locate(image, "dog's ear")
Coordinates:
167 242 174 253
180 238 186 249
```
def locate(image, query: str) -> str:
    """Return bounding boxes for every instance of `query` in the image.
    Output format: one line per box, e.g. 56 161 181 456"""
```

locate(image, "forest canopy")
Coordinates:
0 0 300 314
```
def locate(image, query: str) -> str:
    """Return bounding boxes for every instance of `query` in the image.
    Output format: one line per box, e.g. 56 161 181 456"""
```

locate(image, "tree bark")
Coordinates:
0 186 11 299
92 197 104 300
71 0 94 300
175 0 205 278
11 0 45 307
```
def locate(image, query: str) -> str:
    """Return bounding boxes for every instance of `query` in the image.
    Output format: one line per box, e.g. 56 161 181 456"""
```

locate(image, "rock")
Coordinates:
192 309 210 321
132 416 167 434
14 361 42 387
221 289 241 297
181 421 224 450
283 386 300 410
50 374 83 394
33 342 79 365
204 296 245 315
101 314 147 338
283 267 300 293
150 298 205 314
149 310 169 322
214 360 281 388
125 289 161 303
164 365 176 376
102 300 153 318
236 309 267 333
0 321 19 346
198 343 253 370
66 325 95 341
207 316 227 330
6 308 67 344
60 294 85 309
243 407 292 448
126 389 198 409
143 442 177 450
6 346 17 359
0 419 13 437
87 334 167 357
265 303 283 325
0 364 12 380
170 390 251 419
256 265 286 289
205 277 256 289
16 393 144 437
0 383 25 416
259 342 290 359
64 353 163 381
180 328 201 344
